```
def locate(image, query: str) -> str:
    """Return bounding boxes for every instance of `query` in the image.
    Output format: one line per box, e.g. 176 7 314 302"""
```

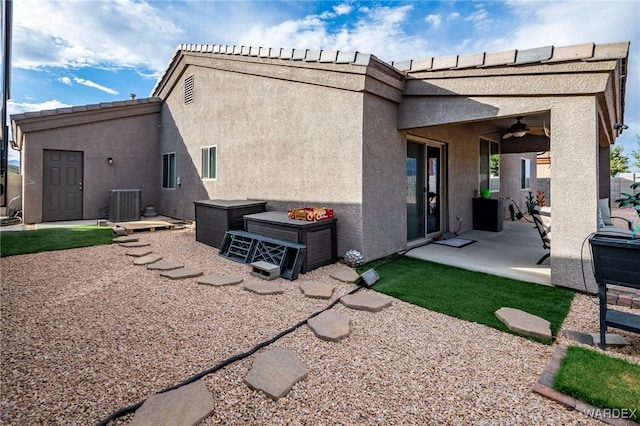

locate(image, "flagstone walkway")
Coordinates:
114 234 393 425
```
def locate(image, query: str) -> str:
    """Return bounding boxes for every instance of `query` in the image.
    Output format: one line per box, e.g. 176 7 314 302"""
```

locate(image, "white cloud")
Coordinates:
448 12 461 20
8 99 73 116
58 76 72 85
333 3 353 16
240 4 425 62
425 14 442 28
73 77 119 95
13 0 183 73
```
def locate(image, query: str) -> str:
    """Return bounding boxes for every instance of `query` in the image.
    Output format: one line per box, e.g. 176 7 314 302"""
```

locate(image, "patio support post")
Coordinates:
549 97 599 292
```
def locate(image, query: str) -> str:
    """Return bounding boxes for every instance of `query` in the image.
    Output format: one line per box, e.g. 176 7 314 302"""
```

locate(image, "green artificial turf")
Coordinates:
360 255 574 343
0 226 114 257
554 346 639 419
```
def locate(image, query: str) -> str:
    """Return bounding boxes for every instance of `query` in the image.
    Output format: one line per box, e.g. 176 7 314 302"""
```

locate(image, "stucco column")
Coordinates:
550 97 599 292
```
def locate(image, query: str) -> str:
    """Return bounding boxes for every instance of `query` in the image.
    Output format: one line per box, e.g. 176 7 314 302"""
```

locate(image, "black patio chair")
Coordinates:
531 207 551 265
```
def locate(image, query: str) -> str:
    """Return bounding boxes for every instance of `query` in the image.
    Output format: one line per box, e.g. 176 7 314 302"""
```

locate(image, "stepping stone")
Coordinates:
148 261 184 271
113 235 138 243
330 266 360 283
126 247 154 257
495 307 552 340
244 348 307 401
113 226 128 236
307 311 351 342
134 254 163 266
120 241 151 248
160 268 204 280
299 281 334 299
340 293 392 312
562 330 595 345
198 275 244 287
588 333 631 348
244 282 283 295
129 380 215 426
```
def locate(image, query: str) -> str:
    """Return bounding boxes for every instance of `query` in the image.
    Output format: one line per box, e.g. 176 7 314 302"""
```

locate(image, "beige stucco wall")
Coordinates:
361 93 406 260
158 61 370 256
21 113 161 223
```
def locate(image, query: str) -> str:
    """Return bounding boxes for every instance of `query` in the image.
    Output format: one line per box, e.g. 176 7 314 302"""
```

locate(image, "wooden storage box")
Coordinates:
194 199 267 248
244 211 337 273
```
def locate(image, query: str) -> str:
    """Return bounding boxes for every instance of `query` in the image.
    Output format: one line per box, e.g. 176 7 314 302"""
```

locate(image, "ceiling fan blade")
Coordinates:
528 127 547 136
502 132 514 139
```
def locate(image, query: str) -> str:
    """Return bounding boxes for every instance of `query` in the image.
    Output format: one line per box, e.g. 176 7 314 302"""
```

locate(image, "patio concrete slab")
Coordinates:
307 311 351 342
120 241 151 248
406 221 551 286
588 333 631 347
129 380 215 426
299 281 334 299
160 268 204 280
495 307 552 340
330 266 360 283
198 275 244 287
244 282 283 295
113 235 138 243
244 348 308 400
340 293 392 312
133 254 163 266
147 261 184 271
126 247 154 257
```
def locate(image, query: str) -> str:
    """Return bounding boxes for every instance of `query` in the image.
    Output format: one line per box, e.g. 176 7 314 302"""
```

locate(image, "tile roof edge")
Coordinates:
402 41 630 73
11 97 162 121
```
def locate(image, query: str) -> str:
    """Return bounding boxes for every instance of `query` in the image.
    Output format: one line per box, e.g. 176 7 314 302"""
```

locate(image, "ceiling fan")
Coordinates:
502 116 550 139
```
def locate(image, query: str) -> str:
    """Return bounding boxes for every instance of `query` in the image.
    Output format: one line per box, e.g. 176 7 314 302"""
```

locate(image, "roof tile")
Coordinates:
515 46 553 64
456 52 485 69
432 55 458 70
482 49 516 67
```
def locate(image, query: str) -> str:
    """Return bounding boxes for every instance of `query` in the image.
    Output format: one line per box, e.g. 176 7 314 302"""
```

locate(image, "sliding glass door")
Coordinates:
407 140 445 241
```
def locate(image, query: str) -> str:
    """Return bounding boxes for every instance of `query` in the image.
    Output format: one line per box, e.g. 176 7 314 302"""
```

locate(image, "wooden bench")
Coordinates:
589 234 640 350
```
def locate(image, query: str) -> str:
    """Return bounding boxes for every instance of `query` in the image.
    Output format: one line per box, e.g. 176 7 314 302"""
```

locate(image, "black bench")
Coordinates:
589 234 640 350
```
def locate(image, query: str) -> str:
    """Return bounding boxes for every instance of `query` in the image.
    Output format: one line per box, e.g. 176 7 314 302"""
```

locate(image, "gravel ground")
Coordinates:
1 228 638 425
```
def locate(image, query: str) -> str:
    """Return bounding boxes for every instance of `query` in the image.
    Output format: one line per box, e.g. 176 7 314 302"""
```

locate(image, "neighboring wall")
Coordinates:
611 173 640 204
21 113 160 223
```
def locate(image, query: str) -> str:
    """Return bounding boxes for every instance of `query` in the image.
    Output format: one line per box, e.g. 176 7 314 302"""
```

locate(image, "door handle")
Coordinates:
78 182 83 190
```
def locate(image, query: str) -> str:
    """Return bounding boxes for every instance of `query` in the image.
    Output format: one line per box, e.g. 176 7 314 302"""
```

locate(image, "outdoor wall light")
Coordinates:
107 157 113 165
614 123 628 130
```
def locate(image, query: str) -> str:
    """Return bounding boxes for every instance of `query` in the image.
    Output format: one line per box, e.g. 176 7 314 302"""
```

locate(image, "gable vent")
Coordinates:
184 75 194 104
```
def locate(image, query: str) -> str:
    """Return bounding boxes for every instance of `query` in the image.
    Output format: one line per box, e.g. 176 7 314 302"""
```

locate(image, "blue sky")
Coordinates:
8 0 640 167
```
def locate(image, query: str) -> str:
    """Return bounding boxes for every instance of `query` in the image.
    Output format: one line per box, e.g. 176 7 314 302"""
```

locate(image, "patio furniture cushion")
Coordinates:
598 198 614 226
597 201 635 239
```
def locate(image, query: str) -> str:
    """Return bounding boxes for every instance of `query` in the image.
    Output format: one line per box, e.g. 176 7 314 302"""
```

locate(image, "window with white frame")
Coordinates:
521 158 531 189
201 146 217 179
162 152 176 189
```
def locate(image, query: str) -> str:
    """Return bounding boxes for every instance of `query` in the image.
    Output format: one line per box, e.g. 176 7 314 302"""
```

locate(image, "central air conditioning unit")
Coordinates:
109 189 141 222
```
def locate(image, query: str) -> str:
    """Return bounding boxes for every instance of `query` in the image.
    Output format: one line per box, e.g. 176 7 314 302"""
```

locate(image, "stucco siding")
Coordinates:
158 62 365 254
21 113 160 223
361 93 406 260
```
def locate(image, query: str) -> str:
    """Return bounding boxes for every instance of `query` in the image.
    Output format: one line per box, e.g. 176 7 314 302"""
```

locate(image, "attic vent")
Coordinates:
184 75 194 104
